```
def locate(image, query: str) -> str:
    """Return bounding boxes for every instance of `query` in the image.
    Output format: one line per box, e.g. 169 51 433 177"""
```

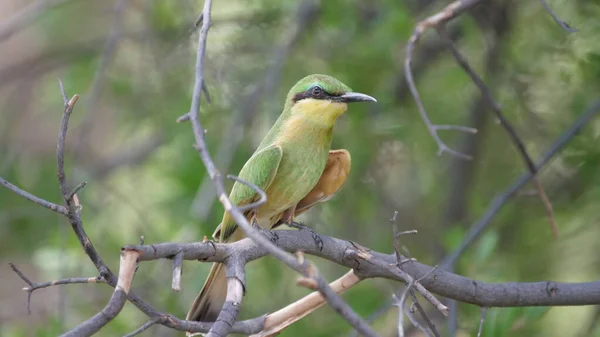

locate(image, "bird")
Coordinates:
186 74 376 323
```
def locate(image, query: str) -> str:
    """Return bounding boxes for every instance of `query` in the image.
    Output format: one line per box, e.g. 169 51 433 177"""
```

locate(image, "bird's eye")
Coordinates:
310 85 324 97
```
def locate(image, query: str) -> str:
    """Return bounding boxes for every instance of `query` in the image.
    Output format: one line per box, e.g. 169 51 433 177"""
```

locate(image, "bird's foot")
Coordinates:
288 221 324 252
252 217 279 243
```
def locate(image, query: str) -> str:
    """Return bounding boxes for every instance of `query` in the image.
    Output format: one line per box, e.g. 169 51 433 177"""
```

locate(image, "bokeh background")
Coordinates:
1 0 600 336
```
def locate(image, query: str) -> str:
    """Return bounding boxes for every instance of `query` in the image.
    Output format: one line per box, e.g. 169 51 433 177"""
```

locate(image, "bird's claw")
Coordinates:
262 229 279 243
288 221 324 252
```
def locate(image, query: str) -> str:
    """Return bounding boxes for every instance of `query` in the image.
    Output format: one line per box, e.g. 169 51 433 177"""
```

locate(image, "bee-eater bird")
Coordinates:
186 74 376 323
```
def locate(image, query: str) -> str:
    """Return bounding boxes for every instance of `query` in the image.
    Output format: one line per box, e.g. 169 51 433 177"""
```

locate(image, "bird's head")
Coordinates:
285 74 376 125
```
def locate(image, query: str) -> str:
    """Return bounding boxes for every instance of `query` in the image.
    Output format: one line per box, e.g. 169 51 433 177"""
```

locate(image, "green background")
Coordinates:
1 0 599 336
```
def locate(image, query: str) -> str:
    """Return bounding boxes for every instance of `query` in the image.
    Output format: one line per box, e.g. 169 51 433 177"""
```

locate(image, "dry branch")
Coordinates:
404 0 483 159
126 230 600 308
436 25 558 239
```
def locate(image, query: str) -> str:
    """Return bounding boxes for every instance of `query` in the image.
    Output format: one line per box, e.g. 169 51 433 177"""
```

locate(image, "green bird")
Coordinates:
186 74 376 323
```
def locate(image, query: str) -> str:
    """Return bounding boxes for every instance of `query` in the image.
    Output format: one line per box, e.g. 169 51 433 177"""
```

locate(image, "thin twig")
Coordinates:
227 175 267 212
408 293 440 337
0 176 68 215
397 267 439 337
437 25 558 239
477 307 487 337
9 263 104 315
172 250 184 292
357 250 448 316
539 0 577 32
122 319 158 337
404 301 432 337
68 181 88 200
390 211 403 264
404 0 483 159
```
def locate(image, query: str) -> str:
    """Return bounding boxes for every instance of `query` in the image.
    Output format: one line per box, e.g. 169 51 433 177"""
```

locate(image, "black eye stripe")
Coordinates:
292 85 340 102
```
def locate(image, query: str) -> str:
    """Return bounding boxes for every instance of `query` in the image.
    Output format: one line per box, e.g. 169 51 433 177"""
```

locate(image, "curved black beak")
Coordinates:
338 92 377 103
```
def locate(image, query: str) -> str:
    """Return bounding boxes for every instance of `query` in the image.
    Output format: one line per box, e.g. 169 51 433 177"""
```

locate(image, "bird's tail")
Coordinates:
186 262 227 326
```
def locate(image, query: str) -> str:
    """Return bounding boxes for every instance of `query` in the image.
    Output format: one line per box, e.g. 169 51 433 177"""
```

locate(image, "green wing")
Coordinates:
217 144 283 242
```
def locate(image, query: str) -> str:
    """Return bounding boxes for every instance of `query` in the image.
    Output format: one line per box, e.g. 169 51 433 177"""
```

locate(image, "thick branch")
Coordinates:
126 229 600 307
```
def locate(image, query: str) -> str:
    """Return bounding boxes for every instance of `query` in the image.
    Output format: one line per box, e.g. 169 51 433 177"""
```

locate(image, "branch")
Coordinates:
441 99 600 269
477 307 487 337
0 175 68 215
539 0 577 32
122 319 158 337
253 270 361 337
61 249 140 337
126 230 600 307
9 263 104 314
436 26 558 239
404 0 483 159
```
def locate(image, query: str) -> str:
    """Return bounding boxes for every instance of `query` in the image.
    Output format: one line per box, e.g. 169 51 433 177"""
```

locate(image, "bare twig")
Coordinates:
539 0 577 32
227 175 267 212
61 249 140 337
390 211 403 264
404 0 483 159
123 319 158 337
477 307 488 337
436 26 558 239
172 250 184 292
9 263 104 314
68 181 88 200
405 301 432 337
408 294 440 337
396 267 439 337
0 176 68 215
441 99 600 269
358 249 448 316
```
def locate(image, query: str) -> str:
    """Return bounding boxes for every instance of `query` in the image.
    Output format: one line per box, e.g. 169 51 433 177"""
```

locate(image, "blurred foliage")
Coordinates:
1 0 600 336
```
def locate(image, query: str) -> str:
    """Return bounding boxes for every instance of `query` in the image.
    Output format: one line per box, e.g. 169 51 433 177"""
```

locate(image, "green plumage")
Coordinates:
187 74 376 324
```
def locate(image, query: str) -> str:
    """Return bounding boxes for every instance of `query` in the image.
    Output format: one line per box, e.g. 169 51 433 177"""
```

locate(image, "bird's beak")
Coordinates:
338 92 377 103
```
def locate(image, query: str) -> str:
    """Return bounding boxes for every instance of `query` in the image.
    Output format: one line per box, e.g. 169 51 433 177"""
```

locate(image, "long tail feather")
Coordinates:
186 262 227 323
